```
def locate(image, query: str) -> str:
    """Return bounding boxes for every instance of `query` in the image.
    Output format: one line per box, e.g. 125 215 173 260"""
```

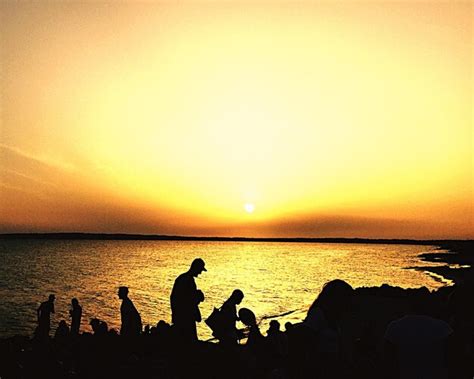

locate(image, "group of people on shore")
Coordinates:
29 258 473 378
35 258 244 344
36 295 82 340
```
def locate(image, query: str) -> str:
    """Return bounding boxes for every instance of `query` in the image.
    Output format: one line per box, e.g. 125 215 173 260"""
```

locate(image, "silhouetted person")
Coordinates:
266 320 288 374
54 320 70 340
217 289 244 346
69 298 82 335
238 307 265 376
267 320 287 354
383 298 453 379
35 294 55 340
90 318 108 336
170 258 206 343
291 279 354 379
239 308 264 347
118 286 142 337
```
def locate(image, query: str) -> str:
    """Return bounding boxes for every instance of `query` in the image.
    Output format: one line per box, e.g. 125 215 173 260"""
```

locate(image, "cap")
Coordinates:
191 258 207 271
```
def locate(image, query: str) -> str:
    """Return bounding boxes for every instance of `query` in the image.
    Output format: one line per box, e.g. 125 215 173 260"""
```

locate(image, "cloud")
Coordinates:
0 143 76 172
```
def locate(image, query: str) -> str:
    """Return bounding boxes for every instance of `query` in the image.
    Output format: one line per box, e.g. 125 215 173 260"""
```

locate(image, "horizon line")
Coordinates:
0 232 472 245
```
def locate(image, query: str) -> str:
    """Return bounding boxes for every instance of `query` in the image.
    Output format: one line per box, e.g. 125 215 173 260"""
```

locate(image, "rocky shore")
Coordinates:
417 241 474 284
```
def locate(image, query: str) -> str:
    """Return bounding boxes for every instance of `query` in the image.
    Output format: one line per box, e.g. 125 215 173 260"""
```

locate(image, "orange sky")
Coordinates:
0 1 472 239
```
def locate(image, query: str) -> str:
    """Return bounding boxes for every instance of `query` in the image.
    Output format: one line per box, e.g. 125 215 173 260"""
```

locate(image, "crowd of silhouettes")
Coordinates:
0 257 473 378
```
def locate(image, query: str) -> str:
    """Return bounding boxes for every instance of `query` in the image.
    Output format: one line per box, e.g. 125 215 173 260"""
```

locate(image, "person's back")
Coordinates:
70 298 82 335
38 301 54 324
217 289 244 346
170 258 206 343
170 272 197 324
121 297 142 336
297 280 354 378
118 286 142 337
36 294 55 339
384 314 452 379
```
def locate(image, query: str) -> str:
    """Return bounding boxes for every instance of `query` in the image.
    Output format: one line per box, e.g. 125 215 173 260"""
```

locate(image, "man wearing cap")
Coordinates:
170 258 207 342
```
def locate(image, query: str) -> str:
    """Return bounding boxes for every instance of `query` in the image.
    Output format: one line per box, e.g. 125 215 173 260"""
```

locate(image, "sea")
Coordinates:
0 239 452 339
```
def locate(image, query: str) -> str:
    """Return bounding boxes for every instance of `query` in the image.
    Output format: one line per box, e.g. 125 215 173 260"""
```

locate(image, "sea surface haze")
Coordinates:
0 239 451 339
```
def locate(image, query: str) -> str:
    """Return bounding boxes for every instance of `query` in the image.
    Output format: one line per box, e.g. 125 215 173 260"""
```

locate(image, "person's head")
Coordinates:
90 318 100 333
269 320 280 333
156 320 171 334
230 289 244 305
309 279 353 321
189 258 207 277
71 298 79 307
409 287 433 316
284 321 293 332
48 294 55 302
238 308 257 327
118 286 129 299
99 321 108 334
58 320 68 329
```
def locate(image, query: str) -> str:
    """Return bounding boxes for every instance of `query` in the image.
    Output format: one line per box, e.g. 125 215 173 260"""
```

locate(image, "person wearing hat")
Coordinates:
35 294 55 340
170 258 207 343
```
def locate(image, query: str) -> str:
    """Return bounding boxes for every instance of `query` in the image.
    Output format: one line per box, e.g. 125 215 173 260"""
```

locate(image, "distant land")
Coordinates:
0 232 472 245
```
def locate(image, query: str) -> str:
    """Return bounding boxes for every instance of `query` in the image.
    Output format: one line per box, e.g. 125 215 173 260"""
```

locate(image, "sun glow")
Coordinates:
244 203 255 214
0 2 472 238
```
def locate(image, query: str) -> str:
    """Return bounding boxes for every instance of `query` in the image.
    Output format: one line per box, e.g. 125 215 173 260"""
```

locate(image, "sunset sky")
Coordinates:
0 1 472 239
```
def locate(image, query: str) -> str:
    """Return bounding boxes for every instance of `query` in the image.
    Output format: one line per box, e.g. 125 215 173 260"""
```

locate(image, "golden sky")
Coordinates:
0 1 472 238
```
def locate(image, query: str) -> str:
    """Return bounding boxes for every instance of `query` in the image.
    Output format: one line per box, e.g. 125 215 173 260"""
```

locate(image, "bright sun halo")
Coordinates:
244 203 255 213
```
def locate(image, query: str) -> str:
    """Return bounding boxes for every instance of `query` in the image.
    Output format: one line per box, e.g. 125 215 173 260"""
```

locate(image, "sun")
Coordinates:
244 203 255 214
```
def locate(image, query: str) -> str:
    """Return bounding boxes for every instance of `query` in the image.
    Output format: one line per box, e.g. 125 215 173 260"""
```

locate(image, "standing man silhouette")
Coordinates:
36 294 55 340
69 298 82 335
118 286 142 337
170 258 206 343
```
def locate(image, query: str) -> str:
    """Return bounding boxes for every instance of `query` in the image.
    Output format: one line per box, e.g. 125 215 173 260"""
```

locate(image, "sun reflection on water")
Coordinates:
0 240 450 339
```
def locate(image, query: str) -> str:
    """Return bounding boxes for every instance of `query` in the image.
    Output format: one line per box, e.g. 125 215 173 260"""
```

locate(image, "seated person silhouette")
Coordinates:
90 318 108 336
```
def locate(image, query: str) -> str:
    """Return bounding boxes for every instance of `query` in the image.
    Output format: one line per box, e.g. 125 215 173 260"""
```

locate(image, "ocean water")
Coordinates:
0 239 451 339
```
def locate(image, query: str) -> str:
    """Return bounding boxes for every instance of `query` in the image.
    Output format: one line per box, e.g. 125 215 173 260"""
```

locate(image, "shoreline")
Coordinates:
415 241 474 285
1 278 471 378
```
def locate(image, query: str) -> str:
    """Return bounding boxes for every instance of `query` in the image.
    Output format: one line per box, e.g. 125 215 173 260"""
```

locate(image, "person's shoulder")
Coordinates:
429 316 453 337
175 272 190 282
384 317 403 343
304 306 327 332
221 300 233 313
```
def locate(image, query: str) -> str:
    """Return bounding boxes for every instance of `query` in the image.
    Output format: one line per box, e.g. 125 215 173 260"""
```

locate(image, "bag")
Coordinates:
205 307 224 335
